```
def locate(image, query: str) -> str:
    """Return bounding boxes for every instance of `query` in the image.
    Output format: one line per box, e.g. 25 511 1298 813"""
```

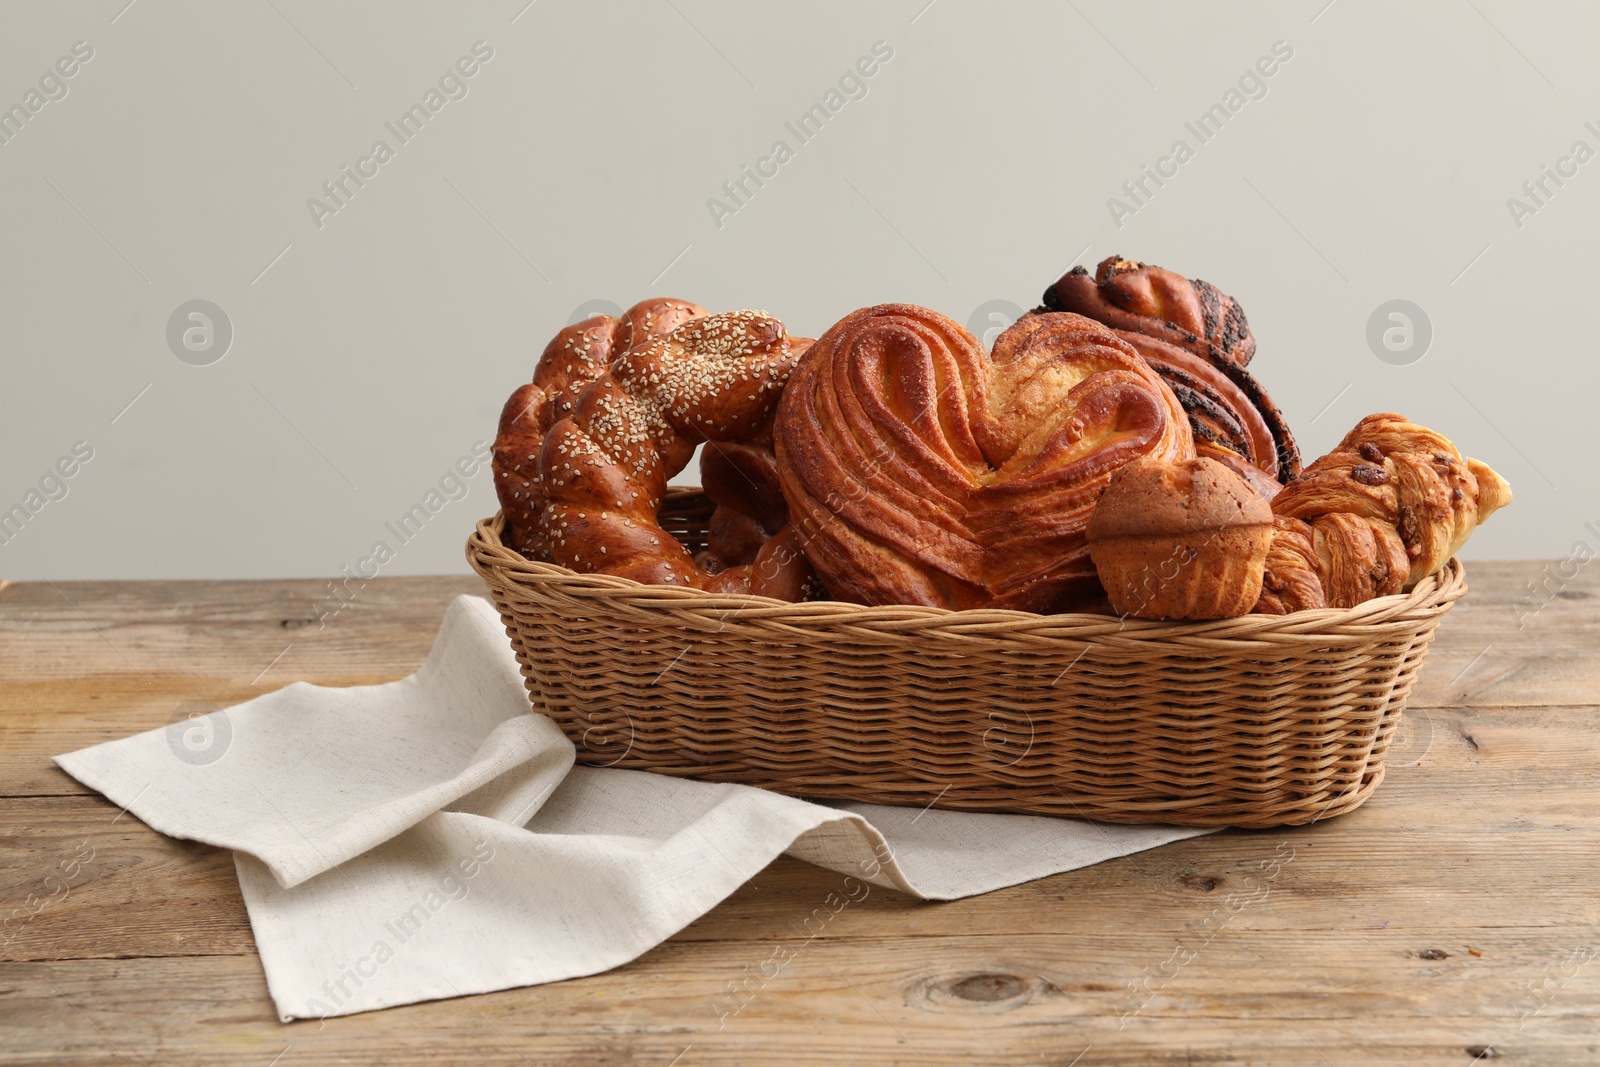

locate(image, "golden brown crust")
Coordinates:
1047 257 1256 367
693 428 789 572
493 298 707 558
493 382 551 558
1039 257 1300 483
1273 412 1511 589
1255 516 1325 614
1088 527 1274 619
774 305 1194 613
1269 450 1399 524
1468 457 1512 517
1086 455 1272 541
1086 456 1273 619
535 311 815 599
1255 412 1511 611
1198 440 1282 502
1310 512 1409 608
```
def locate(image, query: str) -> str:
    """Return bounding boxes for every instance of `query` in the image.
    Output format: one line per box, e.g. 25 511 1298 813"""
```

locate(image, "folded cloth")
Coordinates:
56 595 1211 1021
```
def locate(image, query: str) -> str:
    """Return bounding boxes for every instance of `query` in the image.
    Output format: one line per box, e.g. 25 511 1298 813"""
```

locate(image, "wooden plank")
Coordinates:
2 571 1597 1065
1 796 253 963
3 931 1597 1066
5 770 1598 967
1409 649 1600 708
0 576 475 683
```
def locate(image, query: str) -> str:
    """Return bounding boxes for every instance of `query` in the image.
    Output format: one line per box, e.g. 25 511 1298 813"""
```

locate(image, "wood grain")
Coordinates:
1 564 1597 1065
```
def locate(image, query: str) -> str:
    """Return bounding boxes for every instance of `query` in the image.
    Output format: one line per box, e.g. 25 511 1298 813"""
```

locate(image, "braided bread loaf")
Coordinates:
494 298 706 558
774 304 1194 613
1040 256 1299 491
1255 413 1511 612
536 310 815 599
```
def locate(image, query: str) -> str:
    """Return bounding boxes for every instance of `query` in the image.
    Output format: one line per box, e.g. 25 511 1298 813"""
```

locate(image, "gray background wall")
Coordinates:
1 0 1589 580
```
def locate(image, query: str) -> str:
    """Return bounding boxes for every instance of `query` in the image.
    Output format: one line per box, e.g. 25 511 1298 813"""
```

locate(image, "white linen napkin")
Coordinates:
55 595 1211 1021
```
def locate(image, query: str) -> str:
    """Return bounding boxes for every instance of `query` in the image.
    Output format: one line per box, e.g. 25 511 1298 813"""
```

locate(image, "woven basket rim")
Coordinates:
467 499 1467 639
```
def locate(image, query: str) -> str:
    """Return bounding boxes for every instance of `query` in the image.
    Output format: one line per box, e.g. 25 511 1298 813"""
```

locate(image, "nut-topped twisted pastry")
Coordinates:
1040 256 1299 488
1255 513 1410 612
774 304 1194 613
536 310 815 599
1254 516 1332 613
494 298 706 558
1255 412 1512 612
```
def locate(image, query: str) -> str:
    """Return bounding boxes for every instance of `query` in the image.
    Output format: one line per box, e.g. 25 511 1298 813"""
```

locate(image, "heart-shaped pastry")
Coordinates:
774 304 1195 612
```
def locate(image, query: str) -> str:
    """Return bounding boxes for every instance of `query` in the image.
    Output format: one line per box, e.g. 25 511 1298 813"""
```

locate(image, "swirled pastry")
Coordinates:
1044 256 1256 366
1255 412 1511 611
774 305 1194 613
537 310 815 599
1040 257 1299 485
494 298 706 558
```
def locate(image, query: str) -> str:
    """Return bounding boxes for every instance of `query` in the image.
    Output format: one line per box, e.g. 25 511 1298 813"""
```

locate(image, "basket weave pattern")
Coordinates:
467 488 1466 828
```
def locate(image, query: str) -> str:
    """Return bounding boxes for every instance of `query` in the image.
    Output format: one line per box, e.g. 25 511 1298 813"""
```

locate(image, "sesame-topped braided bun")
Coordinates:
535 310 816 599
494 298 707 558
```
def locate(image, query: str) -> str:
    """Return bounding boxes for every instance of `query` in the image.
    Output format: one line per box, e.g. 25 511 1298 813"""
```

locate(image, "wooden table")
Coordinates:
2 566 1596 1065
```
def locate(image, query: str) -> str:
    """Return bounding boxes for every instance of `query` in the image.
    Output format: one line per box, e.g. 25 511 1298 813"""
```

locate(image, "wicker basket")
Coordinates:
466 488 1467 828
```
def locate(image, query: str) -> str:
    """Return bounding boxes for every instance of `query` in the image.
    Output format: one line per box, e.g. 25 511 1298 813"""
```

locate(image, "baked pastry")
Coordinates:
536 310 815 599
1256 512 1408 612
1086 456 1274 619
1039 256 1299 488
774 304 1194 613
1255 413 1511 611
693 429 789 573
494 298 706 558
1044 256 1256 366
1254 516 1328 613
